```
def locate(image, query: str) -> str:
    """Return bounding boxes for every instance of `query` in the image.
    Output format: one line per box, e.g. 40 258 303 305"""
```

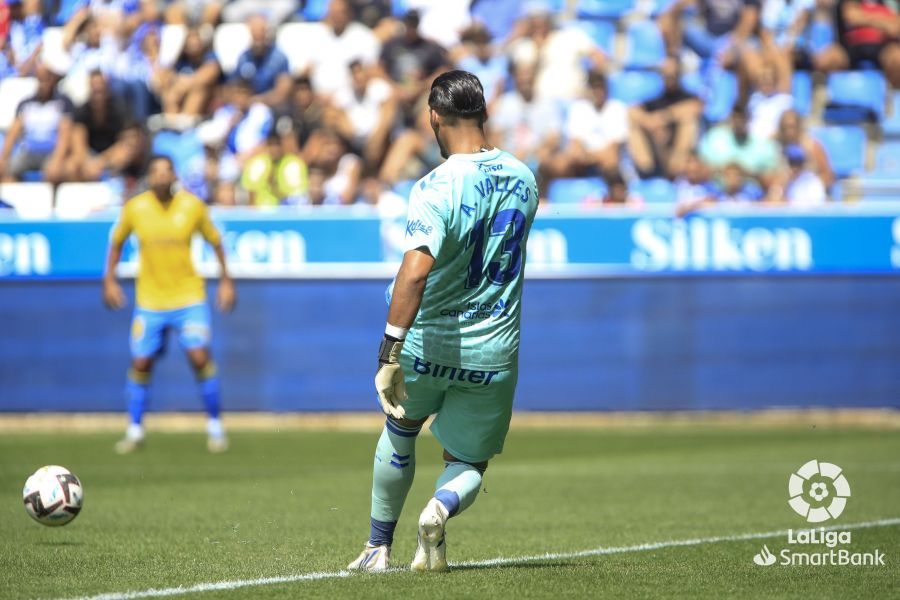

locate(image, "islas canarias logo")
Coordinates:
788 460 851 523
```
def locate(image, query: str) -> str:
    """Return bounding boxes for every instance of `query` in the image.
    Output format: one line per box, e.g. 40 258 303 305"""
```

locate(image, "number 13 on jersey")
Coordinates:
465 208 527 289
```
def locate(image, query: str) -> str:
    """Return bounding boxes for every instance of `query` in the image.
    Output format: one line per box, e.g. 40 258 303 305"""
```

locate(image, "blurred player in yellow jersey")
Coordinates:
103 155 236 454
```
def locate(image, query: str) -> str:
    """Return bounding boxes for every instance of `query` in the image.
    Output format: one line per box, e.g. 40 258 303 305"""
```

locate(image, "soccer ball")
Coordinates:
22 465 84 527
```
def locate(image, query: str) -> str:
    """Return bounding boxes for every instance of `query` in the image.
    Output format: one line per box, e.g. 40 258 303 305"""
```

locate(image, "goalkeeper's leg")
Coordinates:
411 367 517 571
412 453 485 572
348 416 426 571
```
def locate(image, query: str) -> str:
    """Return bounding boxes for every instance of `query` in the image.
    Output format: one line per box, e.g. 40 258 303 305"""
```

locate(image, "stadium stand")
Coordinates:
811 125 866 179
548 177 608 204
622 21 666 70
0 0 891 209
824 71 888 124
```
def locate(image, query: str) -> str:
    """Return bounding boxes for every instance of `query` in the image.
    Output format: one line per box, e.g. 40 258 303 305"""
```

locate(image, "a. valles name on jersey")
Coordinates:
441 299 510 321
770 528 885 566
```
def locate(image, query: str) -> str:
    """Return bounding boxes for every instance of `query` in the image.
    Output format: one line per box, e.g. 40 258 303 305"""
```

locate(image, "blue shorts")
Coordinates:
130 303 211 359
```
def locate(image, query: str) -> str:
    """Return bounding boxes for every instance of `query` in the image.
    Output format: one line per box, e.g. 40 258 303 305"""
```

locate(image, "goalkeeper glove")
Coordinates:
375 334 407 419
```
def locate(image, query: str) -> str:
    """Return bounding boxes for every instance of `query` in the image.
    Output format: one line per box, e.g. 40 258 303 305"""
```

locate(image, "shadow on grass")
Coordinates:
35 541 86 547
449 560 576 572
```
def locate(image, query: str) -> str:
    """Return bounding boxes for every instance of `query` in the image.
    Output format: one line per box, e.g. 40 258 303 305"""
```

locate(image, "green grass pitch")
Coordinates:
1 424 898 599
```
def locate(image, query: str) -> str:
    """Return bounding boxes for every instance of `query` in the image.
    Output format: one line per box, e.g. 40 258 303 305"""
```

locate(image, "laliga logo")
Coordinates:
788 460 851 523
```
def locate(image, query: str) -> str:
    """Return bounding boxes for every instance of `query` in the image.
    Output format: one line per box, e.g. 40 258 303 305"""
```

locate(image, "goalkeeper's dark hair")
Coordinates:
428 70 487 126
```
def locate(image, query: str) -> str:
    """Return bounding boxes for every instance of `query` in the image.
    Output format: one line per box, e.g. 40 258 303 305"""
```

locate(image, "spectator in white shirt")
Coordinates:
556 70 628 191
330 60 397 168
747 60 793 140
508 4 606 101
774 143 827 205
308 0 380 97
488 62 562 197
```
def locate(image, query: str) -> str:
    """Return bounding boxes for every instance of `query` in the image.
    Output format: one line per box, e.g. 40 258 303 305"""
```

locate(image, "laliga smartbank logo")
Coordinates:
751 460 886 567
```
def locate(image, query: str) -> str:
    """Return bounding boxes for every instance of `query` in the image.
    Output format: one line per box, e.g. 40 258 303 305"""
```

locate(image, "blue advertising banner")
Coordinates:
0 204 898 278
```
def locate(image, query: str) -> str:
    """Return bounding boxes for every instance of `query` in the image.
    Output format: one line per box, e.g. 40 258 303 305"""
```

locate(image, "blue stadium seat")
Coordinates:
55 0 88 25
152 130 204 177
609 71 664 105
548 177 607 203
573 20 616 55
808 19 834 54
881 92 900 137
21 170 43 183
792 71 813 117
854 175 900 200
623 21 666 69
681 69 737 123
392 179 416 201
810 125 866 178
872 141 900 176
303 0 329 21
576 0 636 19
630 177 676 203
392 0 409 16
824 71 887 123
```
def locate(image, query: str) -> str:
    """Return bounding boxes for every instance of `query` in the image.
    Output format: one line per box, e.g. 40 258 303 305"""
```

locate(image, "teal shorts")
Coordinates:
399 351 518 464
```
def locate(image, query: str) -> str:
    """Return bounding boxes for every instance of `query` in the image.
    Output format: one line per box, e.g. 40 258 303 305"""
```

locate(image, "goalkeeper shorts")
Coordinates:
398 351 518 464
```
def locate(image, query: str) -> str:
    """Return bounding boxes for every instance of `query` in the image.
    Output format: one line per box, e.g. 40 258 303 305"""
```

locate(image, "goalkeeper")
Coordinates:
348 70 537 572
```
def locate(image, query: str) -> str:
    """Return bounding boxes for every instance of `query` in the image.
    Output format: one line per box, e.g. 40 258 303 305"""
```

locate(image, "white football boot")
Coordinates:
411 498 450 572
114 425 144 454
347 543 391 572
207 420 228 453
207 434 229 453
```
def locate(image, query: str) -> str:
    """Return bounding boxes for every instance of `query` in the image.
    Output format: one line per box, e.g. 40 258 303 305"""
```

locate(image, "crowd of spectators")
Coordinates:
0 0 895 212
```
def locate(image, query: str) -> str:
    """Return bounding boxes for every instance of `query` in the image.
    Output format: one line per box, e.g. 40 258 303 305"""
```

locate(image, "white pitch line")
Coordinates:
55 517 900 600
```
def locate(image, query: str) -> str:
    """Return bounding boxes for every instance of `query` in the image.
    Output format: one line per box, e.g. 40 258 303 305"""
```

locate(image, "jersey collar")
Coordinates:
447 148 502 162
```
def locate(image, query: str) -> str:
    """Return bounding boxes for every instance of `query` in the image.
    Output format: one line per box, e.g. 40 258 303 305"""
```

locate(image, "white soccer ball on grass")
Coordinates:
23 465 84 526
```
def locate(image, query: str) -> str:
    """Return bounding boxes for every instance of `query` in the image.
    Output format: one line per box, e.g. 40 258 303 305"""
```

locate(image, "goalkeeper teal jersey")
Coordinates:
390 148 537 370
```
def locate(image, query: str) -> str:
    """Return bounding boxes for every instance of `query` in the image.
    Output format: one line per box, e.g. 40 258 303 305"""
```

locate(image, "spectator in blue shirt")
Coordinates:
455 23 508 105
111 22 164 122
717 163 765 203
232 14 291 106
659 0 761 71
675 152 719 217
159 27 220 119
9 0 44 76
0 63 73 184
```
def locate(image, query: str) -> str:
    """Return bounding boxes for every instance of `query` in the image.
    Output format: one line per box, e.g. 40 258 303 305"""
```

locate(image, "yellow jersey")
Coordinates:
111 190 222 311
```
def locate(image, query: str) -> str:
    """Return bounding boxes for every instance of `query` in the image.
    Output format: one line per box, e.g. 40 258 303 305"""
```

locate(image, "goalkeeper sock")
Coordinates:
196 361 221 421
126 368 150 428
433 461 483 517
369 418 421 546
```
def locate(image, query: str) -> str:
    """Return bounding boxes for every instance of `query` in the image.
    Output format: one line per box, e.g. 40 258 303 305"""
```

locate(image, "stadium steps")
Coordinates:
0 182 54 219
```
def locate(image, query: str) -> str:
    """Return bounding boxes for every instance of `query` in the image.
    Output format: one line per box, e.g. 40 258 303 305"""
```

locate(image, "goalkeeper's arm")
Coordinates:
375 247 435 419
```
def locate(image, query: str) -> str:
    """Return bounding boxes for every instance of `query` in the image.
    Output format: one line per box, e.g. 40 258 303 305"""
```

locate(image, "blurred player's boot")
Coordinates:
347 543 391 571
411 498 449 572
114 424 144 454
207 434 229 453
207 418 228 453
